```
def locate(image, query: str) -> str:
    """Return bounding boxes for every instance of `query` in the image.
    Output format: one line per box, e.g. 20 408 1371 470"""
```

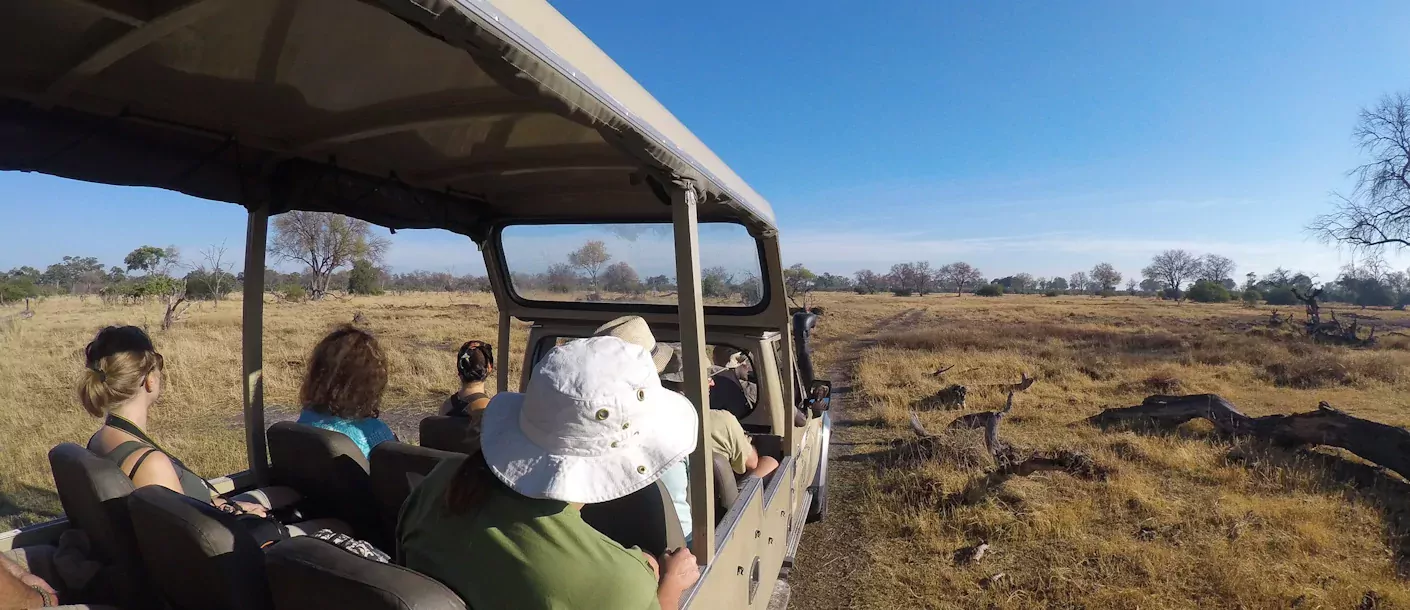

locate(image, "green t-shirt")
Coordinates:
708 412 751 475
398 457 661 610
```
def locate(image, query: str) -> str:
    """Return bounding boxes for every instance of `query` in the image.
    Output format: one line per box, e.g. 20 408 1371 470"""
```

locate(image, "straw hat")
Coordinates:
480 336 698 503
659 346 726 384
593 316 674 373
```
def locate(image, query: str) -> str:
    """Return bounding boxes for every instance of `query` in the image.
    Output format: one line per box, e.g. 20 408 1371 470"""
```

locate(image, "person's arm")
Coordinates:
656 548 700 609
0 555 49 609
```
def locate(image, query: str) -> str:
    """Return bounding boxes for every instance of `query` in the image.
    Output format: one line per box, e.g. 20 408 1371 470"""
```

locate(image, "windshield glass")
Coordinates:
500 222 764 308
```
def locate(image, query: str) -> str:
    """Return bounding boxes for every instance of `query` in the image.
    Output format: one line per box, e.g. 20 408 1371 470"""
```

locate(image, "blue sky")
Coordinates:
3 0 1410 283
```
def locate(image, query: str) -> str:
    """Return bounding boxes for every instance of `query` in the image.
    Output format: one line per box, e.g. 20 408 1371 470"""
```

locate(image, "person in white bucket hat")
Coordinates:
398 336 701 609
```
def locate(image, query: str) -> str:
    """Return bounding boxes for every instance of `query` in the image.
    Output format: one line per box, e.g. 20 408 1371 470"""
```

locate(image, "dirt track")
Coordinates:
788 309 922 610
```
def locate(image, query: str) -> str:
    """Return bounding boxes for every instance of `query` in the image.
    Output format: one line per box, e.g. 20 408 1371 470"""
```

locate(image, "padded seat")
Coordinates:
127 486 271 610
265 537 466 610
713 454 742 513
47 443 156 608
417 416 478 454
368 442 459 552
267 421 382 547
580 480 686 557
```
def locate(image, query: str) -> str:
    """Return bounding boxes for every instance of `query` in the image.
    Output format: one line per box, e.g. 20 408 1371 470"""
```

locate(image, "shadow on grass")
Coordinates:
0 485 63 529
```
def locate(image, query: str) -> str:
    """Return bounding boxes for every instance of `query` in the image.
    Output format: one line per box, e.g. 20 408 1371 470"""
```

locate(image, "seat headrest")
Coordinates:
267 421 370 472
265 537 466 610
368 441 459 559
127 485 271 610
417 416 478 454
47 443 137 563
580 479 685 557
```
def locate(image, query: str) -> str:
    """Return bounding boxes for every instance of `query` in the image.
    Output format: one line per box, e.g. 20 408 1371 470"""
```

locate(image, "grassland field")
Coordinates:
4 291 1410 608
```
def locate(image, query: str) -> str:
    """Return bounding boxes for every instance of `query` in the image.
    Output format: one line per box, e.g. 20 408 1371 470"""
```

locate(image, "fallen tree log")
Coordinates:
1086 394 1410 482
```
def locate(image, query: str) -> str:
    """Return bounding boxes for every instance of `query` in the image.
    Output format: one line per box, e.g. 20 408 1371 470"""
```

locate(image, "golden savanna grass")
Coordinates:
5 291 1410 608
0 292 525 530
795 292 1410 609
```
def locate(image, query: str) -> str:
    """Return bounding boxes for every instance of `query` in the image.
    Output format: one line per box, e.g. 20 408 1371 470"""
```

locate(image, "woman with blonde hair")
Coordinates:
81 325 292 517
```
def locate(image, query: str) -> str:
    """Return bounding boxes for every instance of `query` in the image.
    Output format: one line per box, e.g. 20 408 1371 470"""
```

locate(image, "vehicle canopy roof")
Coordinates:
0 0 777 238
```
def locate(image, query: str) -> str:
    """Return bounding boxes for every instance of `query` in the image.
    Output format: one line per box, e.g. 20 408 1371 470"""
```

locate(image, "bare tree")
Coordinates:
197 241 233 307
1069 271 1090 294
1198 254 1236 284
1125 278 1138 294
937 262 981 296
568 241 612 292
1311 91 1410 252
1141 249 1200 292
1011 272 1035 294
1090 263 1122 292
269 212 389 300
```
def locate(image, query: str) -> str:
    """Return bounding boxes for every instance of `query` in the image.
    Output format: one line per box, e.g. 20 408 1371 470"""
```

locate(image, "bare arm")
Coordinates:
656 548 700 609
0 556 45 609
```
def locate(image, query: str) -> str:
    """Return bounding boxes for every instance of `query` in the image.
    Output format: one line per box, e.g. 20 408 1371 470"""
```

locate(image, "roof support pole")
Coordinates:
763 235 798 456
242 202 270 484
672 184 715 564
497 310 511 393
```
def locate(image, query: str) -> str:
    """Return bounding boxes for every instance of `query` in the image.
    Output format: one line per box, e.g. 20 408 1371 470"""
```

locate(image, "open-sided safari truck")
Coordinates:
0 0 831 607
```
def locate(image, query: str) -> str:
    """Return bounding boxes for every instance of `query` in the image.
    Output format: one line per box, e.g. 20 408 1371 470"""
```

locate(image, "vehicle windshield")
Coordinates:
500 222 764 308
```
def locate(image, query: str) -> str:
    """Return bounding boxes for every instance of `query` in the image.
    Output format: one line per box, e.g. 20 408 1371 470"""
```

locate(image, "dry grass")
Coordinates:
796 293 1410 609
0 293 525 530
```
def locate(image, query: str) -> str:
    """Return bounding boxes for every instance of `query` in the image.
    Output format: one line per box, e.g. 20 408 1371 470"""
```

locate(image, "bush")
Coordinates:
1044 290 1060 297
1099 289 1117 298
974 284 1003 297
1186 280 1231 303
348 260 382 295
1242 289 1261 306
1263 287 1298 305
281 284 307 302
1161 287 1184 301
185 270 237 300
892 289 914 297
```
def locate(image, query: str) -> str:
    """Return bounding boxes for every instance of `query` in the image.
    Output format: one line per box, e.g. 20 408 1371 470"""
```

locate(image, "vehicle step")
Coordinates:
780 489 813 576
766 579 791 610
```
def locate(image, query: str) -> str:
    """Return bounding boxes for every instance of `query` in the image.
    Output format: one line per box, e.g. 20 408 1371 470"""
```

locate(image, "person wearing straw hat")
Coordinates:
591 316 695 539
662 348 780 482
398 336 701 609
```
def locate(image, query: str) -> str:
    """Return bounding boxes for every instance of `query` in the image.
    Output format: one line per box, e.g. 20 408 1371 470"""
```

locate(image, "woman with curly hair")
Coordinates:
295 325 397 457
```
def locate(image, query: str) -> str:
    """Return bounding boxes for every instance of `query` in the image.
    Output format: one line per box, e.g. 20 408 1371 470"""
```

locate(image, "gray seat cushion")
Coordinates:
46 443 156 608
265 537 466 610
580 479 686 557
368 441 458 557
127 485 271 610
266 421 382 547
417 416 478 455
713 454 741 513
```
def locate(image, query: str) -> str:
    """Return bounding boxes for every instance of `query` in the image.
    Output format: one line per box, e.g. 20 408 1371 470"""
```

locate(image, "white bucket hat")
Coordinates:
593 316 674 373
480 336 699 503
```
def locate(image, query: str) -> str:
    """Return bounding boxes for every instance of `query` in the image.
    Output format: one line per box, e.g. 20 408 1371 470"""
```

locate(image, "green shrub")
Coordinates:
892 289 914 297
974 284 1003 297
1242 289 1261 306
1161 287 1183 301
348 260 383 295
1263 287 1298 305
1186 280 1231 303
281 284 307 302
1099 289 1117 298
1044 290 1060 297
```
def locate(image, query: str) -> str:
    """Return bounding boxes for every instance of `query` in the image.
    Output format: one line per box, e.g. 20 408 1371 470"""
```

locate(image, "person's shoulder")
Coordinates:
708 410 747 437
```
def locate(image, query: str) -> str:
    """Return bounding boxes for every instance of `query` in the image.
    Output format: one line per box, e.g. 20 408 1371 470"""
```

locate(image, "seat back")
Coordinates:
580 480 686 557
266 421 380 545
127 486 271 610
47 443 155 608
714 454 740 513
709 371 755 420
417 416 478 454
265 538 467 610
368 442 458 551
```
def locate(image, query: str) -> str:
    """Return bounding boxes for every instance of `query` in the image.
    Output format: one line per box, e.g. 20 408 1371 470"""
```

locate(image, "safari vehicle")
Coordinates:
0 0 830 608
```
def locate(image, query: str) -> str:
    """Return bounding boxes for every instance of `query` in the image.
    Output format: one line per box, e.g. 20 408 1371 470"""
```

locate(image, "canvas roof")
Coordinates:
0 0 777 238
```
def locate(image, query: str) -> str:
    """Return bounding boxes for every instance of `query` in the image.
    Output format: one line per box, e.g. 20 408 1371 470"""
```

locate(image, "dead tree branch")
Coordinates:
1086 394 1410 481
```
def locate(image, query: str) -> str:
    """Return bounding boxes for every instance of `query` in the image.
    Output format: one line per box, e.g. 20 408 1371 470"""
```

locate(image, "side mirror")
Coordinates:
806 380 832 413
